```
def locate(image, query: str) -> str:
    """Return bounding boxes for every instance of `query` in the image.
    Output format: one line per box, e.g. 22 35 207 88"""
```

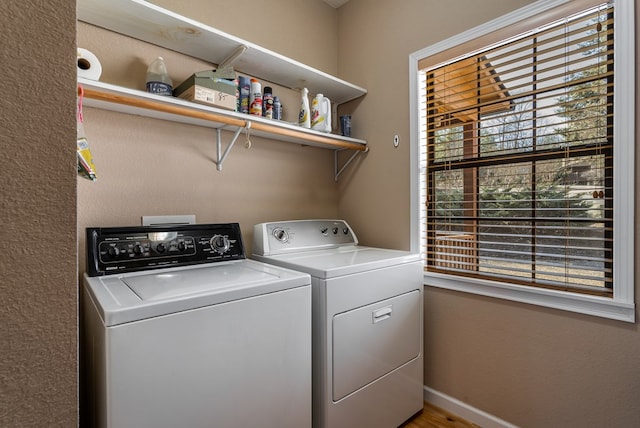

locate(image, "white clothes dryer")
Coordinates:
253 219 424 428
82 223 312 428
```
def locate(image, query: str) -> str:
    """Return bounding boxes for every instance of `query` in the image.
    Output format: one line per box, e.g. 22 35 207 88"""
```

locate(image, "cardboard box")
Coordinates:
174 68 237 111
175 85 237 111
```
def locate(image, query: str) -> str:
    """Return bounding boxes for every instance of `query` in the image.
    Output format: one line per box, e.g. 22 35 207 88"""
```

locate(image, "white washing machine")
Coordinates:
82 223 312 428
252 219 424 428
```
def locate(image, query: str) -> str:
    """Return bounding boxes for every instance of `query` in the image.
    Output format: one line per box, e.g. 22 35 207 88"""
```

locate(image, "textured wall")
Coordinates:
337 0 640 427
0 0 78 426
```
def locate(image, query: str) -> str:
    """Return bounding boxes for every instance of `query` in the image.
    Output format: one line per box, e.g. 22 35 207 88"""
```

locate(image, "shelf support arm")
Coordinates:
214 122 251 171
335 146 368 181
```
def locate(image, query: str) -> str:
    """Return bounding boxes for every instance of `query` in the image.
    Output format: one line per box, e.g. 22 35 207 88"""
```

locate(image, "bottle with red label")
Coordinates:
249 79 262 115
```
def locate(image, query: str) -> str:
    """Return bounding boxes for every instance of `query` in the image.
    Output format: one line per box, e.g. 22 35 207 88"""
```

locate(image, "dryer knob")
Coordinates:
273 228 289 243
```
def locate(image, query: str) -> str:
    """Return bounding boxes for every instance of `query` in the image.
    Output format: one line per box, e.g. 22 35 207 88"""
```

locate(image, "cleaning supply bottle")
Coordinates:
262 86 274 118
299 87 311 128
311 93 331 132
273 96 282 120
249 78 262 115
146 56 173 96
238 76 251 114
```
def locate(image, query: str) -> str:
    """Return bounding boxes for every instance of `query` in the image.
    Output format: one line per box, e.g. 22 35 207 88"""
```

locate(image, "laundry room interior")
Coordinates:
3 0 640 427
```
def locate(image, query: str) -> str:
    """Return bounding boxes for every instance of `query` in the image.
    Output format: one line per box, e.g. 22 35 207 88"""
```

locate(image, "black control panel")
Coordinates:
86 223 245 276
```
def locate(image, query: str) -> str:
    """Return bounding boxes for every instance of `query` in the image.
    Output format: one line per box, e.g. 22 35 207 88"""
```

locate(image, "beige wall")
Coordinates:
1 0 78 426
338 0 640 427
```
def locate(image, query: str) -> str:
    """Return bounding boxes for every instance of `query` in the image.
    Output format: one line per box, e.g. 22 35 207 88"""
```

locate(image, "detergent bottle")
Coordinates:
299 87 311 128
146 57 173 96
311 93 331 133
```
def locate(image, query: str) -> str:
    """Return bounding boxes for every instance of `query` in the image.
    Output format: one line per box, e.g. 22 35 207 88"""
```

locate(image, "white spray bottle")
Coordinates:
299 87 311 128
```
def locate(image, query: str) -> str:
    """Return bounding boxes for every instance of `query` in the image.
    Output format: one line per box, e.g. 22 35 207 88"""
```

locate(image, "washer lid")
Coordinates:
254 245 422 279
84 259 310 326
123 264 274 301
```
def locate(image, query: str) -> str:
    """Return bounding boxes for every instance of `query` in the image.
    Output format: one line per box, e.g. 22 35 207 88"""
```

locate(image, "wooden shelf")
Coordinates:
77 0 367 105
79 78 368 152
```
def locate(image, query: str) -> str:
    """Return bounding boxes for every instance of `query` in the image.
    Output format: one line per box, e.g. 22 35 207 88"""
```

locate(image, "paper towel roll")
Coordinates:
77 48 102 81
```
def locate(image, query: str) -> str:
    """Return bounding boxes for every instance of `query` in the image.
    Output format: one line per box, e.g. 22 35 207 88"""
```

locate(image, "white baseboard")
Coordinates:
423 386 519 428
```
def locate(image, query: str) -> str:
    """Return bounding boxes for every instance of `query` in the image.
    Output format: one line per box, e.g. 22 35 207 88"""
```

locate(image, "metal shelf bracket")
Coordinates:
214 122 252 171
334 146 368 181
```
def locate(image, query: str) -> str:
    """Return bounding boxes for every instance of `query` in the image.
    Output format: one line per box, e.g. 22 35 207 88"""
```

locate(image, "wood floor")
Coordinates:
400 402 480 428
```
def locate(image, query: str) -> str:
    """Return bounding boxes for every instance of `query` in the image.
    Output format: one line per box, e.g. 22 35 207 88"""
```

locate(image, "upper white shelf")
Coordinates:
77 0 367 105
78 77 368 152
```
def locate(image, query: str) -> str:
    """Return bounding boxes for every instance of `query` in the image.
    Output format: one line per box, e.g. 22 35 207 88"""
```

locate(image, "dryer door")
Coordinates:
332 289 421 401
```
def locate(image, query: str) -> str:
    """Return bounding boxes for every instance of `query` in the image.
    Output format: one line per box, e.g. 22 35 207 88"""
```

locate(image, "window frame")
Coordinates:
409 0 635 322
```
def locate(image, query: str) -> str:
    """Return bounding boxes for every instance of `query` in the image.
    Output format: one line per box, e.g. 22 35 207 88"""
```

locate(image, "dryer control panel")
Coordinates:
253 219 358 256
86 223 245 276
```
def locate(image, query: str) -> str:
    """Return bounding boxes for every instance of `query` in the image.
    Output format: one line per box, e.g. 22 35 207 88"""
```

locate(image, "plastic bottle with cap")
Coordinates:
146 57 173 96
249 79 262 115
311 93 331 132
299 88 311 128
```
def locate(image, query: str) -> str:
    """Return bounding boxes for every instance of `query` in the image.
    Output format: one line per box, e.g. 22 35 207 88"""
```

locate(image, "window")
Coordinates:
409 0 634 321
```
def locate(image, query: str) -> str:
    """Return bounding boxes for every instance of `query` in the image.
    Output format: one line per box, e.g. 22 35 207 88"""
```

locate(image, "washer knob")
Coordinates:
177 241 187 252
107 246 120 257
210 235 230 254
133 244 144 255
156 243 166 253
332 227 339 235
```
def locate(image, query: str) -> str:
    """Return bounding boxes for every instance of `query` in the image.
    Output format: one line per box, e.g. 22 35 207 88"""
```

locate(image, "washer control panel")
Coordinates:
253 219 358 256
86 223 245 276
